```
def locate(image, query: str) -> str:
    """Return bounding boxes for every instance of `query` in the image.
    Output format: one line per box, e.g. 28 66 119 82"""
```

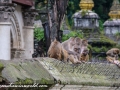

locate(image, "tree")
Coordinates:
35 0 69 52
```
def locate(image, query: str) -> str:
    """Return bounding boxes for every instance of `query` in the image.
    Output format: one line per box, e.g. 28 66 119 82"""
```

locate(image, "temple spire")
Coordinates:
109 0 120 19
79 0 94 10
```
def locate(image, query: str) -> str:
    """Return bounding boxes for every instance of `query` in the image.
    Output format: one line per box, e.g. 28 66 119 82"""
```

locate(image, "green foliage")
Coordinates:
98 35 117 46
62 30 83 41
92 46 110 53
115 44 120 49
99 20 104 31
34 27 44 40
81 10 88 17
115 32 120 36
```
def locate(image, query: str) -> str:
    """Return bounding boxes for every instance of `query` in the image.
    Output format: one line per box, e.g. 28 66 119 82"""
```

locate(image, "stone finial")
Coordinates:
109 0 120 19
79 0 94 10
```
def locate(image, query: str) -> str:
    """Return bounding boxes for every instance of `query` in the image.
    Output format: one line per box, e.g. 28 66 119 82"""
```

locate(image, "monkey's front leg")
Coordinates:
68 50 78 55
106 56 115 63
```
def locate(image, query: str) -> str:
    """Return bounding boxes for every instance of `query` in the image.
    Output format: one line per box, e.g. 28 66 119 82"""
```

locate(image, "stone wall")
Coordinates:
0 58 120 90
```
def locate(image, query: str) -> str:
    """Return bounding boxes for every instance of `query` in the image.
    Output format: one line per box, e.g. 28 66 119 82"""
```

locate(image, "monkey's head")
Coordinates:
75 37 82 46
50 38 60 47
69 37 75 46
74 47 80 53
106 48 120 57
69 37 75 41
81 39 88 46
82 48 89 56
113 49 120 56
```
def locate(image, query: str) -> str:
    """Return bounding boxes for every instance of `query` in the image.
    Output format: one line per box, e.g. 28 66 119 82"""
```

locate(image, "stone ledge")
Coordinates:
0 57 119 88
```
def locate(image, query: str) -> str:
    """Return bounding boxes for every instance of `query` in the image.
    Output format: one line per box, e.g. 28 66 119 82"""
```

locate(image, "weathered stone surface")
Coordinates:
0 57 120 89
0 58 54 84
50 85 120 90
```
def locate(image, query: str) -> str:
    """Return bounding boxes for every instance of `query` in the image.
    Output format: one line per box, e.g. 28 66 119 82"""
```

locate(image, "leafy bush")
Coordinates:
62 30 83 41
34 27 44 40
92 46 110 53
99 20 104 31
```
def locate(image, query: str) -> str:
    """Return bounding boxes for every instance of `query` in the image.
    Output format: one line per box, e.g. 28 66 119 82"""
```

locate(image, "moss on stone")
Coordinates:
0 62 4 70
15 78 33 85
91 34 116 46
40 78 53 84
0 62 4 68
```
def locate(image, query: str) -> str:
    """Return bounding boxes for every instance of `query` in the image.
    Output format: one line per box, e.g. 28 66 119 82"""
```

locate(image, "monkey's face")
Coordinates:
107 48 120 55
74 48 80 53
112 50 119 58
82 49 89 56
114 49 120 55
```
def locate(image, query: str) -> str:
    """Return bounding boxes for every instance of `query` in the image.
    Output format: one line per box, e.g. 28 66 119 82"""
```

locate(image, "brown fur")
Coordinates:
62 37 76 55
106 48 120 63
80 54 89 62
68 54 81 64
62 37 82 64
48 39 68 62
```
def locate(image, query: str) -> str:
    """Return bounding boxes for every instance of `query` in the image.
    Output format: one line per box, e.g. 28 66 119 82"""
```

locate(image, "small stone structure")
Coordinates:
72 0 99 30
103 0 120 42
0 0 37 60
0 58 120 90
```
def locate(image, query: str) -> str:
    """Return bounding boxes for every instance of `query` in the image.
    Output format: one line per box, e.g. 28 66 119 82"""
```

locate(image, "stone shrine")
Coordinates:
103 0 120 42
72 0 99 30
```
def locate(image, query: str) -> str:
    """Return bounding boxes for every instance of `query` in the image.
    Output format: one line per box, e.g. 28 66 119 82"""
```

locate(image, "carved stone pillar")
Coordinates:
23 9 38 59
0 1 15 60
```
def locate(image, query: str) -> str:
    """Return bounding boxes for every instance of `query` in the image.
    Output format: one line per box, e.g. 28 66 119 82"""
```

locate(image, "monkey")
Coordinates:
106 48 120 67
62 37 82 64
62 37 77 55
48 39 62 60
80 47 89 62
73 37 82 53
48 39 69 62
61 47 69 62
80 39 88 54
73 38 89 62
106 48 120 61
73 44 89 62
74 37 82 47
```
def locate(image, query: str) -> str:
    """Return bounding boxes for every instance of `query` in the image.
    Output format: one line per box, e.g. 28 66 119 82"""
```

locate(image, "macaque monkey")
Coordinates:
80 39 88 54
61 47 69 62
62 37 81 64
75 39 89 61
80 47 89 62
62 37 76 55
74 37 82 53
106 48 120 67
48 39 68 62
106 48 120 61
48 39 62 60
